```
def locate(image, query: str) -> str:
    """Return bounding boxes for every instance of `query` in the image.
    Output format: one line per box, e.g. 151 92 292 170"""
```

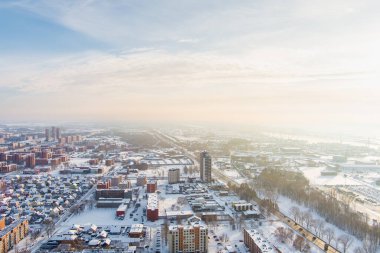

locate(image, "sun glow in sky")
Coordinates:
1 0 380 134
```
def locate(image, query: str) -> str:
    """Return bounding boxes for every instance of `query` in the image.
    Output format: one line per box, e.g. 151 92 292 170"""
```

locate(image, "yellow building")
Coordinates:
0 218 29 253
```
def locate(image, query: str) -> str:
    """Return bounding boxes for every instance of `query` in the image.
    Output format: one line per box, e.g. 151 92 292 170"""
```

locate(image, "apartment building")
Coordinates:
168 168 180 184
243 228 280 253
168 216 208 253
0 218 29 253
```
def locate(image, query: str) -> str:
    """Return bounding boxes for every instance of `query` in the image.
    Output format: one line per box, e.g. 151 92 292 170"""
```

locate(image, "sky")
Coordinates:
0 0 380 135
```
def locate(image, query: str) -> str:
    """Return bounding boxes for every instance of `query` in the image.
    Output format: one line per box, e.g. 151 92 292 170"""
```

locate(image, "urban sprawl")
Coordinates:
0 125 379 253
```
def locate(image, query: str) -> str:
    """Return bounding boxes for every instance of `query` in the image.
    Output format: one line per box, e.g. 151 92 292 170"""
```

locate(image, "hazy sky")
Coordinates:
1 0 379 134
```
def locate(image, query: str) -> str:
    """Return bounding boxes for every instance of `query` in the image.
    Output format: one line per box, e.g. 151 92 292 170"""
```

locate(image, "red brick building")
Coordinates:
25 154 36 168
146 180 157 193
147 194 159 221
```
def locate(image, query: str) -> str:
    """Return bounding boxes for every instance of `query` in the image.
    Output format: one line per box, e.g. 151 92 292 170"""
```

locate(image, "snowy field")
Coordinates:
300 167 361 186
62 208 129 227
69 157 91 166
222 169 241 179
220 169 248 184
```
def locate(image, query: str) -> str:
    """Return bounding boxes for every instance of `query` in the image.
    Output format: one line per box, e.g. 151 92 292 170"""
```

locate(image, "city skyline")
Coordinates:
1 0 380 136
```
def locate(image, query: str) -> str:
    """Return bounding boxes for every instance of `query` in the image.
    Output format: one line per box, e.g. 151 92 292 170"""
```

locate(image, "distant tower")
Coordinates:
51 126 56 140
56 128 61 139
200 151 212 183
45 128 50 141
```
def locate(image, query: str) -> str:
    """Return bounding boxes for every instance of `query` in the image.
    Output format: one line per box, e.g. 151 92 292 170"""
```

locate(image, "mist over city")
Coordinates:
1 1 380 253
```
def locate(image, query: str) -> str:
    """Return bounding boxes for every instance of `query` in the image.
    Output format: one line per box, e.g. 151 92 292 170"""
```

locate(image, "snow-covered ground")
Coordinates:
219 169 248 184
222 169 242 179
300 166 380 222
69 157 91 166
208 222 247 253
61 208 128 227
300 167 361 186
252 219 323 253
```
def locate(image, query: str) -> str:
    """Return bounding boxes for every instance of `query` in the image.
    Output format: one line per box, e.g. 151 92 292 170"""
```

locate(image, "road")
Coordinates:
152 130 341 253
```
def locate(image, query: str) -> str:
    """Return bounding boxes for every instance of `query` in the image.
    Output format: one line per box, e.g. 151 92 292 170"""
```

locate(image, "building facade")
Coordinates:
168 168 180 184
232 201 253 212
147 193 159 221
243 228 279 253
200 151 212 183
168 216 208 253
45 128 50 141
25 154 36 168
0 219 29 253
146 180 157 193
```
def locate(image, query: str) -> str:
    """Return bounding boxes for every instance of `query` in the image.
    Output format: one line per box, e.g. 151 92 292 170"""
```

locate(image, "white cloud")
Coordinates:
1 0 380 132
0 48 373 94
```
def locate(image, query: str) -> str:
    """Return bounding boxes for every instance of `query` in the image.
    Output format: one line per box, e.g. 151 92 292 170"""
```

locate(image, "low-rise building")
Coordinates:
232 201 253 211
129 224 144 238
243 228 279 253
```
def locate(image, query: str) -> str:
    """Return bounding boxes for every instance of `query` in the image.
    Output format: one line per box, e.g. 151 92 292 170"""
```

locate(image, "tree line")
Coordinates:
257 168 380 252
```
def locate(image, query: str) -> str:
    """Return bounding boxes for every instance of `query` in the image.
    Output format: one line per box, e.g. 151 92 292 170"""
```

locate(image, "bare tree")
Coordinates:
314 219 325 237
23 236 31 252
44 220 56 238
354 247 365 253
323 227 335 245
293 235 310 252
30 230 40 243
290 206 301 223
275 227 287 243
275 227 293 244
362 238 378 253
301 211 313 229
338 234 353 253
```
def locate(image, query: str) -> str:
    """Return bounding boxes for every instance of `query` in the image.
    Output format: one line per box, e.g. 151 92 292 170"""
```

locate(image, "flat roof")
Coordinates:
244 229 277 253
129 224 144 234
147 193 158 210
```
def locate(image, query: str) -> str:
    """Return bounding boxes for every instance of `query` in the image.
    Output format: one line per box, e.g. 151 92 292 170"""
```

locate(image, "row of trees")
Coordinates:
227 182 258 202
274 227 310 252
257 168 380 252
